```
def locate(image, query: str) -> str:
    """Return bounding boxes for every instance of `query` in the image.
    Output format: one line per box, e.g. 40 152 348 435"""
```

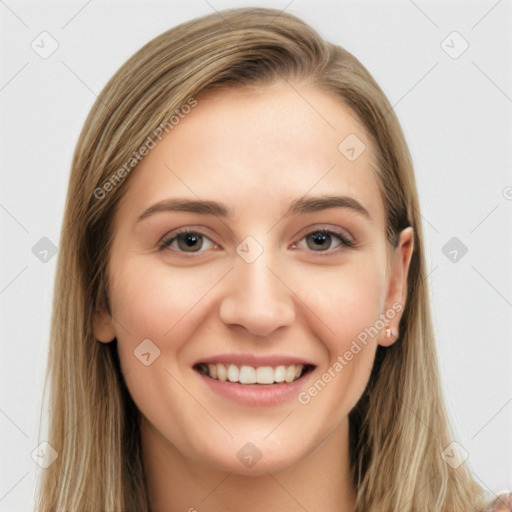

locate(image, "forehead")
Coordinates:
116 83 386 228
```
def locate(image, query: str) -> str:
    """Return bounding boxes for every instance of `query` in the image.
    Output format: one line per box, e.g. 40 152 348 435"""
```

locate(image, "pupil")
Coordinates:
308 232 330 250
178 233 202 251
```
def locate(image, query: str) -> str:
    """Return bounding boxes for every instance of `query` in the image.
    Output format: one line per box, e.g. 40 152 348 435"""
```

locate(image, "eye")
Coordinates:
159 228 217 253
292 228 355 253
158 227 354 255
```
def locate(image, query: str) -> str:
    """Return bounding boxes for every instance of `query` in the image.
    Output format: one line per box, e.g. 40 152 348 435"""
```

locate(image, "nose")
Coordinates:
219 250 295 337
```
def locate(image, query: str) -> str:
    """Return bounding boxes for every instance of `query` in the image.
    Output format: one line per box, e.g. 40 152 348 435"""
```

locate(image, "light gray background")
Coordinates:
1 0 511 510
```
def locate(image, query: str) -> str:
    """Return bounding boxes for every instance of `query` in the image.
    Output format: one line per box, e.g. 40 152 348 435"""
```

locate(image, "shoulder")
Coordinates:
485 491 512 511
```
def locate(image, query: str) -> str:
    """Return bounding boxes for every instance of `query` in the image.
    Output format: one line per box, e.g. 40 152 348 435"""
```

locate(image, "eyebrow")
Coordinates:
136 195 372 222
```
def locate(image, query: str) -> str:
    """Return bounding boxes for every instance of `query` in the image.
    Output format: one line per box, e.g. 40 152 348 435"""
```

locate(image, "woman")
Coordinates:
35 7 510 512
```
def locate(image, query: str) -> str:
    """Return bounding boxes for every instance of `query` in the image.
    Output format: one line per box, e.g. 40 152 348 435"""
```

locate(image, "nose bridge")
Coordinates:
235 233 280 291
239 251 280 299
218 236 295 335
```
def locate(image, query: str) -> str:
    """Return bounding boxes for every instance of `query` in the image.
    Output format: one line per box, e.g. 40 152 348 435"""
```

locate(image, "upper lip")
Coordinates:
194 354 315 367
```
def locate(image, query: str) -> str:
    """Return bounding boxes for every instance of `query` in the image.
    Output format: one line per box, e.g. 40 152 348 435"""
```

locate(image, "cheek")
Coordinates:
297 258 386 353
106 260 222 441
110 259 217 344
107 257 232 393
292 259 385 411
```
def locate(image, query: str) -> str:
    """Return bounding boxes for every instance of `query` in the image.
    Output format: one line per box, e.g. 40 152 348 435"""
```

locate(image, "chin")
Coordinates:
208 453 300 477
192 436 311 477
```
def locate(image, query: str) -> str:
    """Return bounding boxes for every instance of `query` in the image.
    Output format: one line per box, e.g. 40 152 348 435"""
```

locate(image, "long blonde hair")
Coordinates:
36 7 487 511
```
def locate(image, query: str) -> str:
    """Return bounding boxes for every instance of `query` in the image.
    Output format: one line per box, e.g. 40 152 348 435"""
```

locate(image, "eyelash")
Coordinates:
158 227 356 255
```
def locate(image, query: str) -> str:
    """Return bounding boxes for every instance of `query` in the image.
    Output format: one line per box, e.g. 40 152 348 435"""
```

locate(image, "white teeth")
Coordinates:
274 365 286 383
227 364 239 382
285 365 296 383
200 363 305 384
256 366 274 384
239 365 257 384
216 363 227 382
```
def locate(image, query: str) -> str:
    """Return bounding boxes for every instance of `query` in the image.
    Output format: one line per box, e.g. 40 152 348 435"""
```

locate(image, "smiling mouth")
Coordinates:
194 363 315 385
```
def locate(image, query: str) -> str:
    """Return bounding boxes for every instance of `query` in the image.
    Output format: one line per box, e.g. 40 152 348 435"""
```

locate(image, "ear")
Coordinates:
92 296 116 343
379 227 414 347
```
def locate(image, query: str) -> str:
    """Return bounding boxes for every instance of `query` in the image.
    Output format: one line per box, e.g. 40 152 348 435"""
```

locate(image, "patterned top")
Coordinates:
485 492 512 511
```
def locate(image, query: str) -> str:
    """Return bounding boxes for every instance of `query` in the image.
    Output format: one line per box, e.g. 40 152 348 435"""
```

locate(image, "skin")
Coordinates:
93 83 414 512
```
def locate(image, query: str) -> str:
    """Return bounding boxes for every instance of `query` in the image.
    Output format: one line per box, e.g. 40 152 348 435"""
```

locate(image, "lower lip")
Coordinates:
196 371 313 406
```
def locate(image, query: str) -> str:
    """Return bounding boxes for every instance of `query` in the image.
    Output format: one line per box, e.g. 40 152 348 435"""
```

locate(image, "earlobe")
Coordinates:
92 310 116 343
378 227 414 347
380 325 399 347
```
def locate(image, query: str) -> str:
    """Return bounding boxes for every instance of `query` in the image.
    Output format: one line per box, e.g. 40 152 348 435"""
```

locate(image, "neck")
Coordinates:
141 417 356 512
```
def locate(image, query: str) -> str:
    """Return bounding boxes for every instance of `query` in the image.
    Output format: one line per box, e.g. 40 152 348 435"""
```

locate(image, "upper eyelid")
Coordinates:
294 224 353 242
159 225 217 244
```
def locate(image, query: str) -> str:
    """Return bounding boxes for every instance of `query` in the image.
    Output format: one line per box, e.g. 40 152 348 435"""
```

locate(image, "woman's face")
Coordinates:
94 83 413 474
